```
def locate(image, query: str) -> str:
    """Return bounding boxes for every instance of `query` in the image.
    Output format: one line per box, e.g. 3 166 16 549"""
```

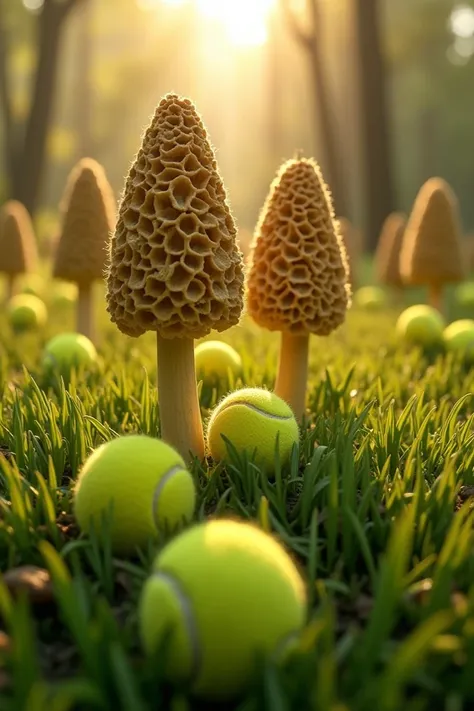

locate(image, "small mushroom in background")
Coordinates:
247 156 351 421
400 178 464 314
0 201 38 303
53 158 116 342
375 212 406 303
106 94 244 461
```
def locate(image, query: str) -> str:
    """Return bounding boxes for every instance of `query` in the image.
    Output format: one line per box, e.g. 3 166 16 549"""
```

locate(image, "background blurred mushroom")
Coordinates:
0 201 38 303
53 158 116 341
375 212 406 301
400 178 464 313
106 94 244 461
247 157 351 420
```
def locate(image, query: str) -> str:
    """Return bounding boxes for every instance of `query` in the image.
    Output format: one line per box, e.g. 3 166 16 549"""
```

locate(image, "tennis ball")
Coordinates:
7 294 47 332
20 274 44 297
74 435 196 554
455 282 474 308
43 332 97 374
353 286 387 310
194 341 242 383
52 282 77 307
139 519 306 700
396 304 445 347
444 319 474 360
207 388 299 473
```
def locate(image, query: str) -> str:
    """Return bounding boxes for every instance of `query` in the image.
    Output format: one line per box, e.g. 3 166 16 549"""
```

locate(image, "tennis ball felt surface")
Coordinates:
139 519 306 700
74 435 195 554
52 282 77 306
455 282 474 307
7 294 47 331
195 341 242 381
207 388 299 473
20 274 44 297
353 286 387 310
396 305 445 347
444 319 474 358
43 332 97 373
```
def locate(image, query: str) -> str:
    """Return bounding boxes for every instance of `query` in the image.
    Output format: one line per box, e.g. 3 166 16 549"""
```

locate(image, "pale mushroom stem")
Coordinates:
275 332 310 421
157 335 205 462
5 275 15 302
428 283 444 314
77 282 94 341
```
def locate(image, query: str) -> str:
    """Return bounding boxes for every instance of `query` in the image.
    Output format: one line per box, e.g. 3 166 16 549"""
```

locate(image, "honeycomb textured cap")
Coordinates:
0 201 37 275
54 158 116 284
400 177 465 285
247 158 350 336
375 212 406 286
106 94 245 339
336 217 362 286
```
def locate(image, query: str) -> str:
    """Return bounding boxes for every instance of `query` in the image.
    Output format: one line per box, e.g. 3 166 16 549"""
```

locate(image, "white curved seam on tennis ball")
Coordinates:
218 400 294 421
151 570 201 680
152 464 185 528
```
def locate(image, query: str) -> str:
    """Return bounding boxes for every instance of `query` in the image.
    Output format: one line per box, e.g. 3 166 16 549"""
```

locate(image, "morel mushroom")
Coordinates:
400 178 464 313
106 94 244 461
375 212 406 297
53 158 116 341
0 201 37 302
247 157 351 420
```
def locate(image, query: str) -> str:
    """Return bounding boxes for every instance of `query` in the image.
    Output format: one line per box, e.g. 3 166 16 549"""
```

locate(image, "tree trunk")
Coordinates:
75 0 93 158
11 2 64 215
353 0 395 251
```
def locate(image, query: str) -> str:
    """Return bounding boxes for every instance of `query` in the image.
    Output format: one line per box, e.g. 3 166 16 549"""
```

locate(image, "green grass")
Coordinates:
1 286 474 710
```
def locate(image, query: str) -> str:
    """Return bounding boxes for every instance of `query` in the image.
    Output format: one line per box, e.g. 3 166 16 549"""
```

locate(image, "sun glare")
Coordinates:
159 0 274 47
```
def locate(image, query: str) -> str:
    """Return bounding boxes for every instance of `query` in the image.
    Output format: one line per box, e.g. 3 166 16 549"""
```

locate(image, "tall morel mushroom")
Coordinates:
400 178 464 313
375 212 406 295
106 94 244 461
247 157 351 420
0 201 38 302
53 158 116 341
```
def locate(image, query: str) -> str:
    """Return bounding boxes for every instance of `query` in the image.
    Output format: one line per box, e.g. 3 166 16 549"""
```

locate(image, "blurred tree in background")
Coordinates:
0 0 474 254
0 0 85 215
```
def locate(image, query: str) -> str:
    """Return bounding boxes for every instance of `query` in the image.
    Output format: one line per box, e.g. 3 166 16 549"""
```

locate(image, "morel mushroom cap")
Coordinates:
54 158 116 284
106 94 244 339
247 158 350 337
400 178 464 286
0 201 37 275
375 212 406 287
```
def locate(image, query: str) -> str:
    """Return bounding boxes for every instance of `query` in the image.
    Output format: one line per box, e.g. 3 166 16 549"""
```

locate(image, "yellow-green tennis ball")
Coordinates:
444 319 474 360
194 341 242 382
455 282 474 308
207 388 299 472
20 274 44 297
353 286 387 310
7 294 47 332
43 332 97 374
74 436 196 554
396 304 445 347
139 519 306 700
52 282 77 307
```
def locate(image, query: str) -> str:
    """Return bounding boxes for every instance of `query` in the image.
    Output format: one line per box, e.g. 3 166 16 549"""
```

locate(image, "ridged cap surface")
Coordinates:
400 178 464 285
54 158 116 284
106 94 244 339
247 158 350 336
0 201 37 275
